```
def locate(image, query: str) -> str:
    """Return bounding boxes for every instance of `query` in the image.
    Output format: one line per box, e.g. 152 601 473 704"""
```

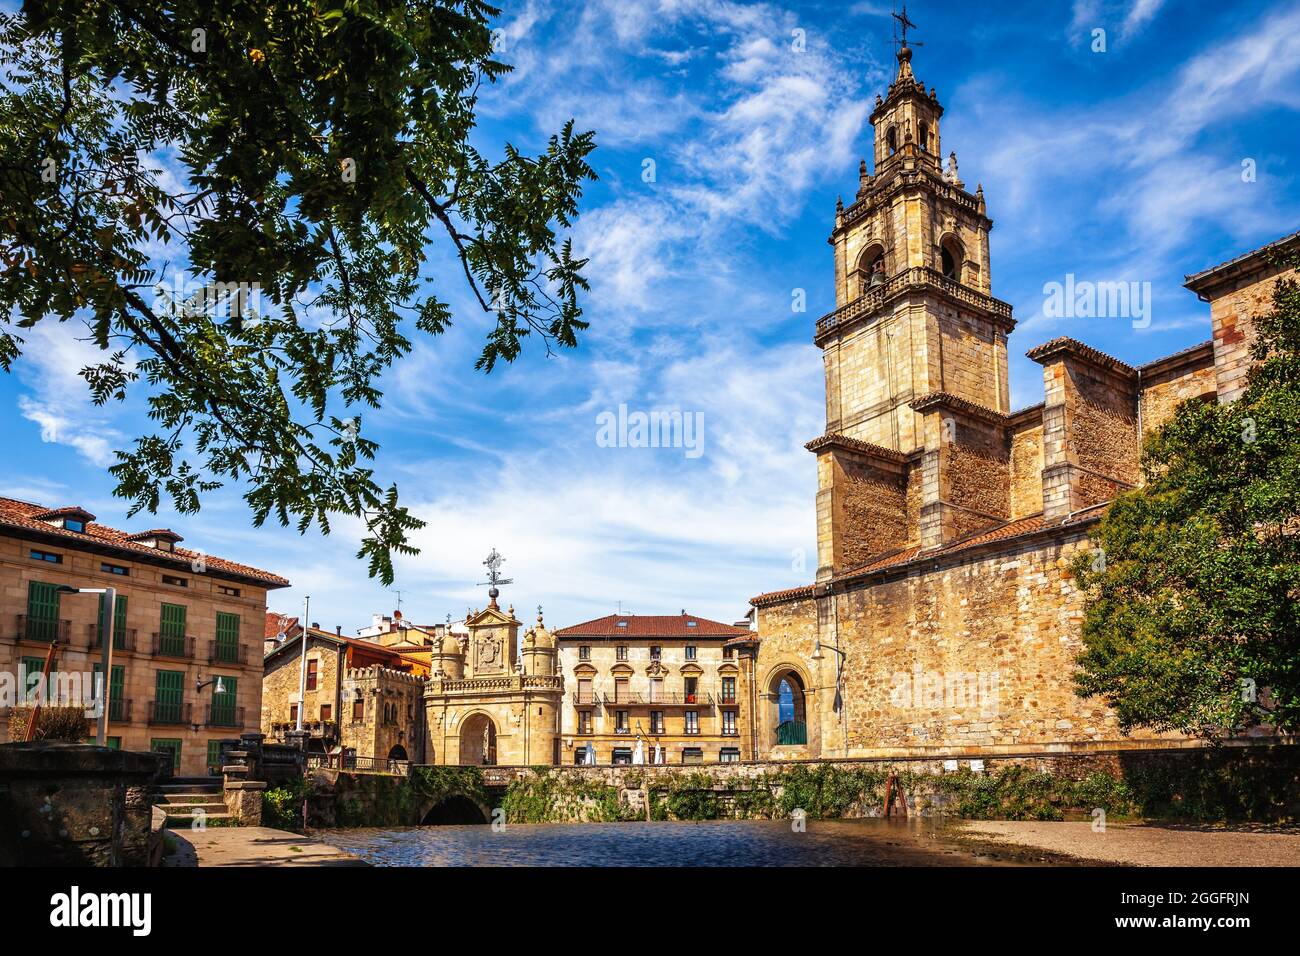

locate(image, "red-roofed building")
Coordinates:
554 612 750 764
0 496 289 775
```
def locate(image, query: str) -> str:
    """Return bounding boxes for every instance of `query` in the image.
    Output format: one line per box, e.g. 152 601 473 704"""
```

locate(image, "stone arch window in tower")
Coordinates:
918 121 929 153
886 125 897 155
859 244 887 295
940 234 965 282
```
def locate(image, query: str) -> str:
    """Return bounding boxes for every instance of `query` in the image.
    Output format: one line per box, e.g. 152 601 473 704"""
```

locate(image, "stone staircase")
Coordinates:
154 777 232 828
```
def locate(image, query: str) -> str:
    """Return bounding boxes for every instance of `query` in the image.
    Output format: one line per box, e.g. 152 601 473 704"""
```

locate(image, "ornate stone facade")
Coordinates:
422 598 563 766
742 46 1297 761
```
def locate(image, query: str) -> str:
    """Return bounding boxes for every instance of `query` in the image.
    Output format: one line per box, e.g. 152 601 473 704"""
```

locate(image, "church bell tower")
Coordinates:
811 26 1016 579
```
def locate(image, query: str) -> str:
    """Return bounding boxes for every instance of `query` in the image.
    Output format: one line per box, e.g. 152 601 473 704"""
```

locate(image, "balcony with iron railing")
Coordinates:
815 266 1013 340
88 623 138 653
572 691 599 707
13 615 71 645
151 632 196 660
148 700 192 726
775 720 807 745
206 704 245 729
208 640 248 665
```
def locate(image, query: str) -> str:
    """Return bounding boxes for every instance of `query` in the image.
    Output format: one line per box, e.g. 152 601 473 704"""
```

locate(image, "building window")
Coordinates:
207 740 225 771
101 562 129 576
684 676 699 704
722 645 735 659
306 659 318 691
612 748 632 766
685 711 699 735
320 704 332 722
218 585 241 597
721 676 736 703
722 711 737 735
649 677 663 703
352 697 365 721
577 677 594 705
153 670 184 723
209 676 238 727
650 711 664 735
649 645 661 660
682 747 703 765
215 611 240 663
720 747 740 763
578 645 591 661
151 738 182 771
29 549 62 563
158 603 187 656
614 678 629 704
290 703 299 724
64 519 86 533
616 645 627 661
161 574 188 587
20 656 46 703
615 710 629 734
684 645 697 661
92 663 126 721
24 581 62 643
577 711 593 735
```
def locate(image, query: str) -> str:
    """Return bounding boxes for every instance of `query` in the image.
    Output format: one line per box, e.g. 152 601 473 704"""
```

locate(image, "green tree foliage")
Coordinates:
0 1 596 582
1074 253 1300 737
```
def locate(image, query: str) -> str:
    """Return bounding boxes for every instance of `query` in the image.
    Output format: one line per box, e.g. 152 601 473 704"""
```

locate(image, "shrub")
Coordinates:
7 705 90 742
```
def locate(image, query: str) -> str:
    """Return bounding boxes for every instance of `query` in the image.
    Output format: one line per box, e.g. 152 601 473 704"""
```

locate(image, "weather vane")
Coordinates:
891 3 923 52
479 548 513 602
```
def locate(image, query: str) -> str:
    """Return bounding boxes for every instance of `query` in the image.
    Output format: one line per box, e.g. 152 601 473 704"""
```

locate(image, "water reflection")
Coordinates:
314 818 1040 867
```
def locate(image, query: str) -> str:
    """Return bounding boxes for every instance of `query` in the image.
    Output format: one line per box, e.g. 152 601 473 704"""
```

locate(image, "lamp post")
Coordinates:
56 585 116 746
810 636 849 756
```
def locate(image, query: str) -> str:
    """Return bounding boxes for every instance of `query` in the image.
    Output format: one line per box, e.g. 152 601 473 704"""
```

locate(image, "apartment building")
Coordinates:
0 497 288 776
555 613 750 765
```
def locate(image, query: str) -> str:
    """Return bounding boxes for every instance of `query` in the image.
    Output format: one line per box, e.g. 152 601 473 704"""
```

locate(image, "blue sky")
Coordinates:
3 0 1299 633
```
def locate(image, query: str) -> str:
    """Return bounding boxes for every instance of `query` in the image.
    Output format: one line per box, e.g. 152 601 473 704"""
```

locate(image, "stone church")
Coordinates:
738 42 1297 760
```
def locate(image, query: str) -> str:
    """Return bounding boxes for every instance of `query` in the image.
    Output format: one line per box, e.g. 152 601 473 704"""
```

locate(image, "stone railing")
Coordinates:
432 675 564 694
815 266 1013 339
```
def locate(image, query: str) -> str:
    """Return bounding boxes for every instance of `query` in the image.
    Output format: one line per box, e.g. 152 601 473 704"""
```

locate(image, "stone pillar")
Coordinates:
223 780 267 826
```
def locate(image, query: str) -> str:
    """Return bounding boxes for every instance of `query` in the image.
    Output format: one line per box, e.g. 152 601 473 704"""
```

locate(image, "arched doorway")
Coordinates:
459 713 497 766
421 796 488 825
388 744 408 761
769 670 808 746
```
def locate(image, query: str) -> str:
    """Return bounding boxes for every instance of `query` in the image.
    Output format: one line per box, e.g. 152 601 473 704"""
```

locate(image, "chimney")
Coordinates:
312 622 319 629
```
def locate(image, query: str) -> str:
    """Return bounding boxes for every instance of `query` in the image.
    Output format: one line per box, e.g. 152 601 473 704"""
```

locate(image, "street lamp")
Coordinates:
56 585 116 746
810 637 846 713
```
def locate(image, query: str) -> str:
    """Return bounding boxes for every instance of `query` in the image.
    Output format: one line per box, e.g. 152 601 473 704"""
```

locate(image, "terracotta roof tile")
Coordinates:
555 613 749 640
0 496 289 587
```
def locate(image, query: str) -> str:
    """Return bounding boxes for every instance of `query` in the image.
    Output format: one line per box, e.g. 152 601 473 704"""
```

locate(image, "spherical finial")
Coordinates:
897 44 912 64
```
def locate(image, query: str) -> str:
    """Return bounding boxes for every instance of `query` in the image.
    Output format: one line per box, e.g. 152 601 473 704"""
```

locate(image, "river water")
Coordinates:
313 818 1056 866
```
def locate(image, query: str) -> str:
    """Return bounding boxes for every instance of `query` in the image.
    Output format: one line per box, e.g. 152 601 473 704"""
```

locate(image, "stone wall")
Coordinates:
0 741 166 866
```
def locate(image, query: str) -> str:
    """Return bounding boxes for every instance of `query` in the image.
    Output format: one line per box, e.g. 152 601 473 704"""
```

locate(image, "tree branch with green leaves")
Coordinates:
0 0 596 583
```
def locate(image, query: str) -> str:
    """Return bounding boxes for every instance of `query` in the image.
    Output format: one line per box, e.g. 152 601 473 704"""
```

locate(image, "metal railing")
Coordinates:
151 632 195 659
148 700 191 726
206 704 245 728
815 265 1013 338
89 624 137 652
306 753 409 775
15 615 70 644
776 720 807 745
208 640 247 665
571 691 598 706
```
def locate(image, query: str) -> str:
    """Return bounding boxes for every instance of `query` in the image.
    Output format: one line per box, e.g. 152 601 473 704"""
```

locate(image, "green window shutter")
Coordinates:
25 582 60 641
155 670 184 723
207 740 225 769
211 676 238 726
20 655 46 702
159 603 186 655
215 612 240 662
97 593 129 648
94 664 127 721
151 738 181 770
